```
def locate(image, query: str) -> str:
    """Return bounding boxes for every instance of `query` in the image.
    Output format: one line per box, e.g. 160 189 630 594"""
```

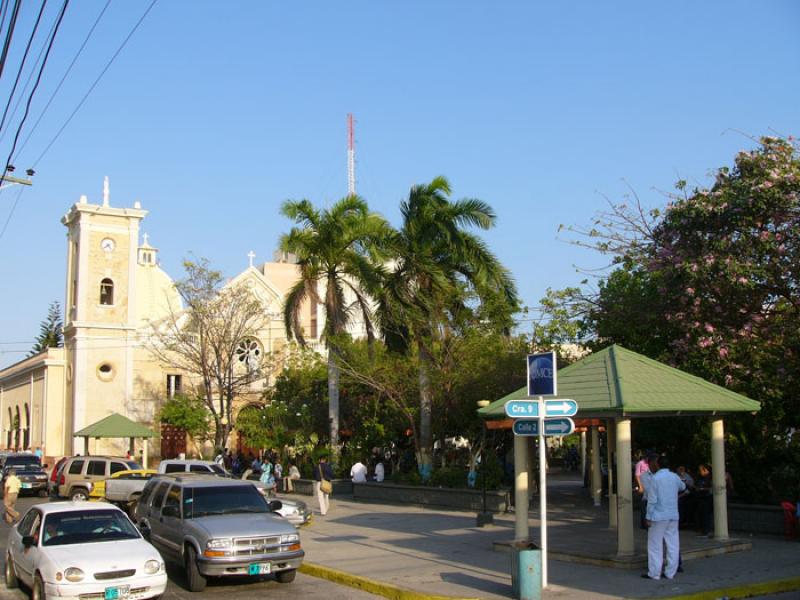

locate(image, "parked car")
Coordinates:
157 459 227 476
48 456 70 496
9 465 49 497
97 470 158 515
134 474 303 592
156 459 310 526
57 456 141 501
5 501 167 600
2 453 41 476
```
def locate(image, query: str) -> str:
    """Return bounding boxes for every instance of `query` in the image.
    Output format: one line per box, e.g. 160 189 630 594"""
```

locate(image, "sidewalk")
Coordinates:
289 485 800 600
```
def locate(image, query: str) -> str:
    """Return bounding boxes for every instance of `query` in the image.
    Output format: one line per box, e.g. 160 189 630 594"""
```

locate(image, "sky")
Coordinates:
0 0 798 366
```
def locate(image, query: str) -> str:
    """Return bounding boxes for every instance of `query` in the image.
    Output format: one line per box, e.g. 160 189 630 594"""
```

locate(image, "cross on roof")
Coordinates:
247 250 256 268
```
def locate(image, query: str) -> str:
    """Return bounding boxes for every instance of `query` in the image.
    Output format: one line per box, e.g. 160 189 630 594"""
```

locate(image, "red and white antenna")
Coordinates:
347 113 355 196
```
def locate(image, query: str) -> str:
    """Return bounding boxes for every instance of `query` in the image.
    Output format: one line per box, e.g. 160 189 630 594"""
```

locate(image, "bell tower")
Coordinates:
61 178 147 453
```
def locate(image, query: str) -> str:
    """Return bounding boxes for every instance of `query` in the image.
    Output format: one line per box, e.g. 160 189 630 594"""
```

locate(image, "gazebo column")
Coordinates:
615 418 634 557
142 438 149 470
580 430 587 484
514 433 530 541
606 418 617 528
711 418 729 540
590 425 601 507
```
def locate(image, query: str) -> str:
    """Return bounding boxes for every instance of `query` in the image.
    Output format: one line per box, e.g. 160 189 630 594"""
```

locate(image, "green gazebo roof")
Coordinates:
478 344 760 419
74 413 156 438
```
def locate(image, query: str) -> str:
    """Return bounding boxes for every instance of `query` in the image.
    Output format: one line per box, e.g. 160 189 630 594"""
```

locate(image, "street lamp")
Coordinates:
476 400 494 527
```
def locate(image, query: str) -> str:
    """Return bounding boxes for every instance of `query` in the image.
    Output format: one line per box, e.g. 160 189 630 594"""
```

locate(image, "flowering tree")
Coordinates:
562 137 800 501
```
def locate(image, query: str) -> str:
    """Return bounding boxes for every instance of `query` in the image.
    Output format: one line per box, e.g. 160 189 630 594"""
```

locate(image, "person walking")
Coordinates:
635 450 652 529
643 455 686 580
313 456 333 516
4 468 21 524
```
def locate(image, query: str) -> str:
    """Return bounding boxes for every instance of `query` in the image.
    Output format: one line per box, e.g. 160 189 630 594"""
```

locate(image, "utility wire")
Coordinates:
0 0 69 241
26 0 158 168
0 0 49 134
0 1 11 54
0 0 21 81
14 0 112 159
0 10 60 146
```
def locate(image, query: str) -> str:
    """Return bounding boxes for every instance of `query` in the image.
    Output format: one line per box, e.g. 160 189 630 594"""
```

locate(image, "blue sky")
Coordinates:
1 1 798 366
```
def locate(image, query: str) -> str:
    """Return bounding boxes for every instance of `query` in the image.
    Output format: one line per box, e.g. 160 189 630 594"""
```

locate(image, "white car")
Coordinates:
5 501 167 600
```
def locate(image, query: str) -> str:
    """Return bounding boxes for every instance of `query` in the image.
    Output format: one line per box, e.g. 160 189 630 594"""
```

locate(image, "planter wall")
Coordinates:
728 503 785 536
353 482 510 513
292 478 353 496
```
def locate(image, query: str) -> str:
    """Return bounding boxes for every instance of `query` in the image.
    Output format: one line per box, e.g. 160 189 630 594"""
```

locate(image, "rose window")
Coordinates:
236 337 262 370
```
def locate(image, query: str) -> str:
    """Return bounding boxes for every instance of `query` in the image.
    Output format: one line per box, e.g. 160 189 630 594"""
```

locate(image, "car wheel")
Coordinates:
275 569 296 584
127 497 139 518
32 573 46 600
70 488 88 501
185 546 207 592
5 554 18 589
38 489 48 498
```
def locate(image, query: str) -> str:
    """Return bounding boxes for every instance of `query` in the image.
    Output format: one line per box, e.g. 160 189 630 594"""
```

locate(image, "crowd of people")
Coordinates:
634 450 737 580
213 448 301 493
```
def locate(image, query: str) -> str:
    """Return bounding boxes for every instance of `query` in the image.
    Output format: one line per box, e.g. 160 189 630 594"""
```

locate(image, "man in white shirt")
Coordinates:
350 460 368 483
643 455 686 580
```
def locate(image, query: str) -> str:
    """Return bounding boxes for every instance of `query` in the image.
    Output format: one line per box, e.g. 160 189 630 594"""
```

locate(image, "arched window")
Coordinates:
100 278 114 305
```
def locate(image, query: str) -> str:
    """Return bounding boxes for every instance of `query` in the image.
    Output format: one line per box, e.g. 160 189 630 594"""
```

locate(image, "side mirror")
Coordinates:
269 500 283 512
22 535 35 548
162 505 180 519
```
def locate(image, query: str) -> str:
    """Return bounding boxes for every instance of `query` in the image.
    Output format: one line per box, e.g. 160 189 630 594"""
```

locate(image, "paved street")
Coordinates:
0 496 378 600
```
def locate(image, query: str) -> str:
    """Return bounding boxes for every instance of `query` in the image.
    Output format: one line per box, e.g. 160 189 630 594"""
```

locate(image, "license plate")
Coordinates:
20 483 31 489
248 563 271 575
104 585 129 600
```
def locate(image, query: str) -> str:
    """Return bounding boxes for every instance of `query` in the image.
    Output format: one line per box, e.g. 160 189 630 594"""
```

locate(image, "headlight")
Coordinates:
280 534 299 544
144 560 162 574
64 567 85 582
206 538 232 550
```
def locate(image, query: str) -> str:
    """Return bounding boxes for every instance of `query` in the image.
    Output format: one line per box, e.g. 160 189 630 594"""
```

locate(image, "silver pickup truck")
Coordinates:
105 471 156 512
134 474 303 592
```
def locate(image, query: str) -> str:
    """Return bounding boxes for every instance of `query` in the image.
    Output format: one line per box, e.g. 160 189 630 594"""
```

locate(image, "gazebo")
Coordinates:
74 413 157 468
478 344 760 557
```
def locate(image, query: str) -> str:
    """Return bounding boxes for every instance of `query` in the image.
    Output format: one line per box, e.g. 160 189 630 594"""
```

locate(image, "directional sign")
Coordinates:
528 351 557 397
544 400 578 417
512 417 576 437
505 399 541 418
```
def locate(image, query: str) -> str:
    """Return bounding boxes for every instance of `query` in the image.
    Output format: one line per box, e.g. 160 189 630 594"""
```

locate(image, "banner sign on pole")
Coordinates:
528 351 557 397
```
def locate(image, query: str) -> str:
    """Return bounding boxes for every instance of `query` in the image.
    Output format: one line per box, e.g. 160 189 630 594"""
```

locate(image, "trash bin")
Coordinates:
511 541 541 600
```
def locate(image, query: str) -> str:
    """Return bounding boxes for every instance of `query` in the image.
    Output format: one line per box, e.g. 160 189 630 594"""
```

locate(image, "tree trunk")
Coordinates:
417 339 433 479
327 347 340 458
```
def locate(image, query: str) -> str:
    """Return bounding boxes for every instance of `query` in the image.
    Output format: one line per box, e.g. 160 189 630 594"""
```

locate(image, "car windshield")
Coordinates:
6 456 40 467
42 509 140 546
183 485 268 518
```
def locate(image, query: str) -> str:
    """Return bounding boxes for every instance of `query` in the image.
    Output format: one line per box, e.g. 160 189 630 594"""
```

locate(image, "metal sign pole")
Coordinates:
539 395 547 588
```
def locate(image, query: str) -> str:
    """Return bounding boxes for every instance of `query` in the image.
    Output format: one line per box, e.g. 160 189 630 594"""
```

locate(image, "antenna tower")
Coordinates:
347 113 355 195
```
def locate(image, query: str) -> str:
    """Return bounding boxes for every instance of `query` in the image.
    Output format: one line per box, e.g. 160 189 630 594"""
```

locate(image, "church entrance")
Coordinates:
160 424 187 459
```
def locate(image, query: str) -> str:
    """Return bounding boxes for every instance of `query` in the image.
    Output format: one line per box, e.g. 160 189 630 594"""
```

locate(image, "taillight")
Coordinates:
59 474 65 485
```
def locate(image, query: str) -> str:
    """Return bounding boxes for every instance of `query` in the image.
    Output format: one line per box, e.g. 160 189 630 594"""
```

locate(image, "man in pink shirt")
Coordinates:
635 451 652 529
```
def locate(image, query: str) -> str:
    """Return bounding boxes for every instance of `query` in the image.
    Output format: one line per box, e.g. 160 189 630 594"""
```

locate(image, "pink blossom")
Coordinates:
704 323 715 333
719 347 729 358
686 287 695 296
724 374 733 386
698 337 713 348
738 277 748 284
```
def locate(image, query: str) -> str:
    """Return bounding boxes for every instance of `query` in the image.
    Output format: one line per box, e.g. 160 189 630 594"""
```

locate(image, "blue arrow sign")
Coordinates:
512 418 576 437
505 400 541 418
544 400 578 417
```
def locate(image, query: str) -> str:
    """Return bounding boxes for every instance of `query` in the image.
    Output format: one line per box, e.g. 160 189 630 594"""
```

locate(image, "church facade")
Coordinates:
0 183 328 461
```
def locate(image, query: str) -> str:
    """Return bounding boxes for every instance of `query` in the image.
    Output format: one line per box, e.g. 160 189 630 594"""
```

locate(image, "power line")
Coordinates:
0 0 69 241
13 0 112 159
0 0 49 134
0 0 21 82
27 0 159 168
0 8 60 147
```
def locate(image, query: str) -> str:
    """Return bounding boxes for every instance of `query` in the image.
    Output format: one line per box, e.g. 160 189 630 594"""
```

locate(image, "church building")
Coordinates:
0 181 329 461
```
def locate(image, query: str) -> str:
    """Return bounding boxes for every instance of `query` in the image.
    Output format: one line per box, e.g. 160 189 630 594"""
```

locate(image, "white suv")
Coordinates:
157 459 226 476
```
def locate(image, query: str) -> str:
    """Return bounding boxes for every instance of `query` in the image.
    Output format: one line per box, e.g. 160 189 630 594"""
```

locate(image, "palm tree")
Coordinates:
378 176 518 477
280 195 388 454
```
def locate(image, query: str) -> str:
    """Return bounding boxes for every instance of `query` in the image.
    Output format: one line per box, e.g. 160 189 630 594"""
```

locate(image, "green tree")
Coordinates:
377 176 518 476
30 301 63 356
280 195 389 456
157 394 211 443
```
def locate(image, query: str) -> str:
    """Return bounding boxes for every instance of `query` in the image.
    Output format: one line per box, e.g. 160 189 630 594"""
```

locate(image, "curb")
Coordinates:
659 576 800 600
299 561 480 600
